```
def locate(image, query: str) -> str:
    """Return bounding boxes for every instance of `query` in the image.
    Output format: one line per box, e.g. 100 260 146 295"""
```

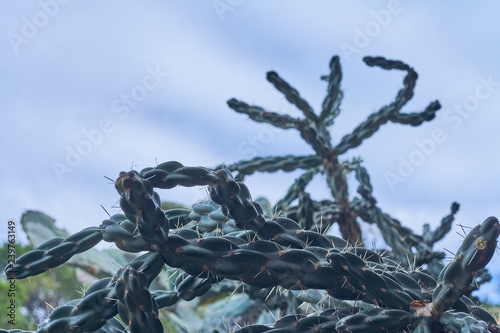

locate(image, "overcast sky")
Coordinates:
2 1 500 302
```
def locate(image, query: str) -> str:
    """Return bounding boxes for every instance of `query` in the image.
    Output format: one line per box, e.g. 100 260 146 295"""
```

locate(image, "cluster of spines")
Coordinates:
3 161 498 333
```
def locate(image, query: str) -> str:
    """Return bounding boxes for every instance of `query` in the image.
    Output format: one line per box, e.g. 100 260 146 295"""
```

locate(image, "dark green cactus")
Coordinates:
2 55 499 333
432 217 500 316
3 160 499 332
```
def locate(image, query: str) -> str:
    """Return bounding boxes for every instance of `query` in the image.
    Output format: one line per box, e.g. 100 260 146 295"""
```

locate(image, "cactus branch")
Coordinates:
227 98 301 130
320 55 343 124
266 71 318 121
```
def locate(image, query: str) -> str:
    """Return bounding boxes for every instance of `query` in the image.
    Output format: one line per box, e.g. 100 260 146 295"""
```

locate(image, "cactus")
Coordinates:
2 56 499 332
2 161 499 332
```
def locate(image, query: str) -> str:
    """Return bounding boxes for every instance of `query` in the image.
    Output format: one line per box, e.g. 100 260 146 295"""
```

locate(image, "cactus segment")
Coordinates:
439 312 489 333
116 171 169 246
115 267 163 333
432 217 500 316
4 228 102 279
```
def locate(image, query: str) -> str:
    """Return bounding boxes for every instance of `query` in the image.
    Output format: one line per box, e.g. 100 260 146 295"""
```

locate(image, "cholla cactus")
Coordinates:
2 162 499 332
2 56 499 333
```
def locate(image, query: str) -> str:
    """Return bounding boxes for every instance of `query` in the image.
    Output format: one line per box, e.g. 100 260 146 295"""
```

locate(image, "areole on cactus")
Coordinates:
2 55 498 333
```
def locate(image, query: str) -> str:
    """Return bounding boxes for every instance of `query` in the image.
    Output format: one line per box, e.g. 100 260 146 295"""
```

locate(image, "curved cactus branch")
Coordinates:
320 55 343 125
266 71 318 121
218 154 321 180
334 56 441 155
227 98 301 130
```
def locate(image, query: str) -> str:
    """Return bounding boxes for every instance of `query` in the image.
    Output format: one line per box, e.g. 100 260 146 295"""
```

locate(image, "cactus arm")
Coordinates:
237 307 414 333
388 101 441 126
219 154 322 180
320 55 342 125
115 267 163 333
134 163 266 232
327 249 415 311
336 308 414 333
439 312 489 333
346 158 374 202
334 56 441 155
116 170 169 246
432 217 500 316
322 156 363 245
334 106 401 155
297 191 315 230
428 202 460 246
227 98 301 130
4 228 102 279
266 70 318 121
469 306 500 333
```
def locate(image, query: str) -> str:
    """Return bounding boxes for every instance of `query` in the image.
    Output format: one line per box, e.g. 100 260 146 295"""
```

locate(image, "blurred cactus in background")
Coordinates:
2 56 499 332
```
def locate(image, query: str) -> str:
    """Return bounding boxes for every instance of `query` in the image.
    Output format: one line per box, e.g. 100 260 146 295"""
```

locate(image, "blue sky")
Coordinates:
1 1 500 302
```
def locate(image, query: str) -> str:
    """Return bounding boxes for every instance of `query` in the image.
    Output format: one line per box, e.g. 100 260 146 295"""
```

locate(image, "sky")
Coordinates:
1 1 500 302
